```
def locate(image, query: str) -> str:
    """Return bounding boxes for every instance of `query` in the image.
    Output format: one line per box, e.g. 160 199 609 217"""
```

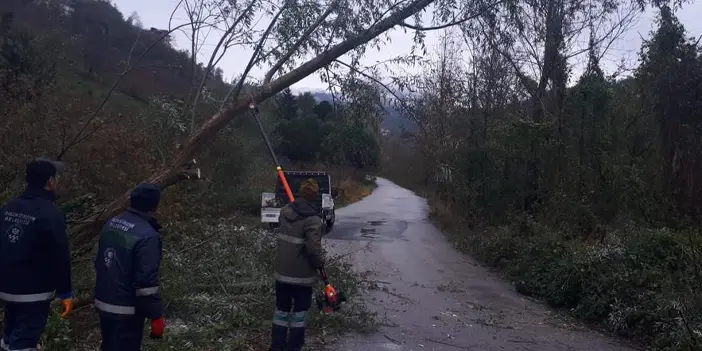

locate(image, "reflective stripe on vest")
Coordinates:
277 233 304 244
274 272 317 285
94 299 135 315
136 286 159 296
0 291 54 303
290 310 307 328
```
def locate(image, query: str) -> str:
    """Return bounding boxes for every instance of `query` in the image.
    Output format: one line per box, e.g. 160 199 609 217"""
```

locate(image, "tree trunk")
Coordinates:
69 0 438 252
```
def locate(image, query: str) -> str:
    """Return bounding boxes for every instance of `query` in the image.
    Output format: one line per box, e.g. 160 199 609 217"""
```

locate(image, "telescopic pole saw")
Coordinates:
248 99 295 203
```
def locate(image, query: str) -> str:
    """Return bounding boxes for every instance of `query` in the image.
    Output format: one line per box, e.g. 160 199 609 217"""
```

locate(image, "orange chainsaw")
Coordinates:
315 268 346 313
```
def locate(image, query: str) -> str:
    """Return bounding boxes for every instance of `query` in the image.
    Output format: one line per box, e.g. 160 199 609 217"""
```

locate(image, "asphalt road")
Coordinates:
321 178 636 351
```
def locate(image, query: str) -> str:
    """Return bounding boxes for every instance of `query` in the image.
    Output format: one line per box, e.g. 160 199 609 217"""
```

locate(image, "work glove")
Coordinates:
150 316 165 339
57 292 74 319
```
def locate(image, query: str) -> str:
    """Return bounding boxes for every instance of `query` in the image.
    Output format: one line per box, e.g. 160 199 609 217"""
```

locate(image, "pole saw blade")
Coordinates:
248 97 295 203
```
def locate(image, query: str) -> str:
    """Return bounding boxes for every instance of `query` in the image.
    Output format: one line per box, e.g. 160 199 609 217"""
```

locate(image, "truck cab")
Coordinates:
261 171 336 234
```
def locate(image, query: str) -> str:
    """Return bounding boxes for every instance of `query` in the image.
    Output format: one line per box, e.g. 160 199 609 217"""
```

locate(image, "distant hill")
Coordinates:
295 88 415 135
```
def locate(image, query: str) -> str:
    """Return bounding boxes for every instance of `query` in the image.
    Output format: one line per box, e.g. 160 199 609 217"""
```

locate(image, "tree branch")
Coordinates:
401 0 504 31
478 23 536 97
185 0 202 108
263 0 339 84
183 0 222 131
566 6 639 61
190 0 258 134
168 0 186 31
334 59 413 115
220 2 289 109
68 64 185 147
69 0 438 251
56 22 199 160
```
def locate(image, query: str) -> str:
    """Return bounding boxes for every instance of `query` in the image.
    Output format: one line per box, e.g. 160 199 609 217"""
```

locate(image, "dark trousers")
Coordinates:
1 301 50 351
99 313 145 351
271 281 313 351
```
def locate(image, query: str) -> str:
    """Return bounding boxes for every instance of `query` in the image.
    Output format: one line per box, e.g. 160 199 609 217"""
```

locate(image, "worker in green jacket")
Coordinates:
270 178 325 351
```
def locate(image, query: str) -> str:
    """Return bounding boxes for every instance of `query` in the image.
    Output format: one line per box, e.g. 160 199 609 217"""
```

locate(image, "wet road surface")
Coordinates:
321 178 636 351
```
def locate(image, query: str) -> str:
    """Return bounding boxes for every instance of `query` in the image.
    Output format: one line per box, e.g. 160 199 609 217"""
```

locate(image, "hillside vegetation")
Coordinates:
382 3 702 350
0 0 386 349
0 0 381 211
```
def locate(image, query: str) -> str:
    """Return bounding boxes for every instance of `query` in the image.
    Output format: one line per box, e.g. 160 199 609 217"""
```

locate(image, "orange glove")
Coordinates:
60 299 74 318
58 292 74 319
150 317 165 339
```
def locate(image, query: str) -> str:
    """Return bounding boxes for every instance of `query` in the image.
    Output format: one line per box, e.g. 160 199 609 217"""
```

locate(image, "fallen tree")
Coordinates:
68 0 446 252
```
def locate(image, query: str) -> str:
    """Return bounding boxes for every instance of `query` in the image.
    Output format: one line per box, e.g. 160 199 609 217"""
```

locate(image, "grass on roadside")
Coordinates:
427 196 702 351
38 217 377 350
334 176 377 208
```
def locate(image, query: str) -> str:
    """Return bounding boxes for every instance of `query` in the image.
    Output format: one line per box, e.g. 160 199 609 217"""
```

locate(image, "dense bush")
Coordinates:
440 217 702 349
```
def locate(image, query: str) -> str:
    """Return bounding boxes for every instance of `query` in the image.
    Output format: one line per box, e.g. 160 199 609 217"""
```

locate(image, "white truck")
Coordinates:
261 171 337 234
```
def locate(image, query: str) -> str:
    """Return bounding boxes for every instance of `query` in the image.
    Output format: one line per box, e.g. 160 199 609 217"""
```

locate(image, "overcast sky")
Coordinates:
112 0 701 92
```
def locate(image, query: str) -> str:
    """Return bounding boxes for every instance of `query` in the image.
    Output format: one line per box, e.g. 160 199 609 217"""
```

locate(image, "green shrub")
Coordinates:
438 211 702 350
41 307 74 350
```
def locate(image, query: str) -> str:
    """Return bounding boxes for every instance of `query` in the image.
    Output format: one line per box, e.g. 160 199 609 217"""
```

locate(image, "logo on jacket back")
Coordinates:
5 224 23 244
104 248 116 267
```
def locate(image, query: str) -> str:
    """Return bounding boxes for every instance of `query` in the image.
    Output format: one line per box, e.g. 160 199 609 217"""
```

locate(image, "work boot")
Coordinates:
271 323 288 351
288 326 306 351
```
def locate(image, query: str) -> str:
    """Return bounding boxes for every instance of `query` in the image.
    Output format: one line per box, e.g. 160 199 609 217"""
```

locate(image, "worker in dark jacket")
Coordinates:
94 183 165 351
0 158 74 351
271 178 325 351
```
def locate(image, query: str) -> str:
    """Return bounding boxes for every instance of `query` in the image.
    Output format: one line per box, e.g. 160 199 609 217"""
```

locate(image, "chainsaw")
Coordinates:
315 268 346 313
